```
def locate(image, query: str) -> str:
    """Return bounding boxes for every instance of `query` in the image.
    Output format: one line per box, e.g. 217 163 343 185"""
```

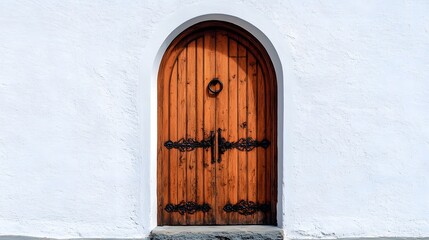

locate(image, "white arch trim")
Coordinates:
138 2 296 235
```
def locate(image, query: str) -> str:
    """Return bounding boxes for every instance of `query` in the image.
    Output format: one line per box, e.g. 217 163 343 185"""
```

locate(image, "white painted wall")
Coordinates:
0 0 428 239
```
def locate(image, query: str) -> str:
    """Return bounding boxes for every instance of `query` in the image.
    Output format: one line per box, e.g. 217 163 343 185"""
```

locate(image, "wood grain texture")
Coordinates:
236 42 248 224
195 37 205 225
157 21 277 225
227 36 239 224
202 31 216 224
215 30 229 225
186 40 197 225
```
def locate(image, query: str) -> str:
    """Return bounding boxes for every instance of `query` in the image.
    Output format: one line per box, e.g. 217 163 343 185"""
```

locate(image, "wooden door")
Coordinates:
157 21 277 225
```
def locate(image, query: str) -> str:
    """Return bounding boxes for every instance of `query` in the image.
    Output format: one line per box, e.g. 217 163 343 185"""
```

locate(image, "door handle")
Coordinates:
207 78 223 95
217 128 228 163
209 131 215 164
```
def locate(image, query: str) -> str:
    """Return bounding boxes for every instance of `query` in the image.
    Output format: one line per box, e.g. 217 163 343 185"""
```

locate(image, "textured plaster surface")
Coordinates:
0 0 429 239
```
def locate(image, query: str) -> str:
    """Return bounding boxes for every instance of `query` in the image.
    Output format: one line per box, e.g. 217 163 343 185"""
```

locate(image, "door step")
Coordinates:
150 225 283 240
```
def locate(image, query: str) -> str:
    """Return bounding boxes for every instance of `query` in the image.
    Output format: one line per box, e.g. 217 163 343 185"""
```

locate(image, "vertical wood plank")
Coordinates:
203 31 216 224
160 62 174 225
227 37 239 224
186 40 197 224
157 64 165 225
246 52 258 224
256 63 267 224
157 64 163 225
237 42 248 224
177 48 187 225
168 62 179 225
263 65 273 225
265 65 276 225
215 30 229 224
195 37 205 225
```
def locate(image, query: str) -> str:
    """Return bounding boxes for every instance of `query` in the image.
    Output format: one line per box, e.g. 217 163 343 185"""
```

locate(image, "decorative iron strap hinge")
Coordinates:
165 201 211 215
223 200 270 215
217 128 270 163
164 131 216 163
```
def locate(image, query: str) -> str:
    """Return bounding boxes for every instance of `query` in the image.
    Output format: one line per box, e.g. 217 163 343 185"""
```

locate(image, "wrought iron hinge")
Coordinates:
217 128 270 163
164 131 216 163
223 200 270 215
165 201 211 215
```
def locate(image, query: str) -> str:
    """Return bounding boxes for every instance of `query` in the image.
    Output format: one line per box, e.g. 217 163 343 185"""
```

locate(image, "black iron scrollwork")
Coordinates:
223 200 270 215
165 129 269 164
217 128 270 163
165 201 211 215
164 131 216 163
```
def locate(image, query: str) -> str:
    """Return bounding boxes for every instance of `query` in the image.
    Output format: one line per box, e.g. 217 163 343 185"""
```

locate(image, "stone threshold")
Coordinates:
150 225 284 240
1 234 428 240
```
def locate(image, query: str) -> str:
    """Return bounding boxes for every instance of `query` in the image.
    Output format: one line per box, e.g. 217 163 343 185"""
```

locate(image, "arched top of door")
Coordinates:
159 20 276 88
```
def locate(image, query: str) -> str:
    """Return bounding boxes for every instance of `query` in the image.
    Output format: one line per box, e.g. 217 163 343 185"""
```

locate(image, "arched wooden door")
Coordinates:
157 21 277 225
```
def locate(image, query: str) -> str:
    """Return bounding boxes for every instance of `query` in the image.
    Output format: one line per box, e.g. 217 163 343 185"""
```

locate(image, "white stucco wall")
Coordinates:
1 0 428 239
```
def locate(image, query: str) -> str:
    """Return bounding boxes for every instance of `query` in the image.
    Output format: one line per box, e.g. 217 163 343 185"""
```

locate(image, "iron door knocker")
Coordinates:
208 78 223 95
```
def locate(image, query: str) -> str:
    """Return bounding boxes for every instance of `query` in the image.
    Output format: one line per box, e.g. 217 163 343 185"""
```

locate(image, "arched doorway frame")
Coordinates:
138 5 296 234
157 20 278 225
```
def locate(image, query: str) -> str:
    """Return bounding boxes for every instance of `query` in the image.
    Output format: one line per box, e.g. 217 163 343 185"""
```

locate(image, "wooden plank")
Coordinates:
246 52 258 224
237 42 248 224
255 63 267 224
195 37 205 225
265 65 276 225
160 62 174 225
215 30 229 224
168 62 179 225
157 63 165 225
157 62 163 225
176 48 187 225
158 41 184 225
226 37 239 224
186 40 197 224
263 64 273 225
203 30 216 224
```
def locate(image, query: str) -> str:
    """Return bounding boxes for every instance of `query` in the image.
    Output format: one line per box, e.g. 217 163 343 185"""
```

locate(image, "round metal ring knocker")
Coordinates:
208 78 223 95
